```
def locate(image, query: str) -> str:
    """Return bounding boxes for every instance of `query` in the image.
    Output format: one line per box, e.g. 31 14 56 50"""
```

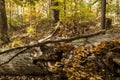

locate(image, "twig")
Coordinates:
0 48 27 66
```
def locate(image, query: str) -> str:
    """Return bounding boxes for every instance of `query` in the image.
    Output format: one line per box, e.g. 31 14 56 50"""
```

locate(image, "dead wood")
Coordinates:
0 29 105 66
0 48 27 66
0 21 61 55
0 30 105 55
0 19 106 66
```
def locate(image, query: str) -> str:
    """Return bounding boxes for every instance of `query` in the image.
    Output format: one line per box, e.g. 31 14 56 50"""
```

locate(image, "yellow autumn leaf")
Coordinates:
11 39 23 47
26 26 36 37
26 26 35 33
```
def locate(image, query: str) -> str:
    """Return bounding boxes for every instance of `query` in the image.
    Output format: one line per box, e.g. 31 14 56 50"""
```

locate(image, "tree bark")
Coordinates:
0 47 55 75
116 0 120 24
51 0 60 23
0 0 10 43
63 0 66 17
0 31 120 75
101 0 106 30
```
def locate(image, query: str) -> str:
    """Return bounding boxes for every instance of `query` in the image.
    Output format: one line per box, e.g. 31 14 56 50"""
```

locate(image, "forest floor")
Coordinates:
0 21 120 80
7 21 119 46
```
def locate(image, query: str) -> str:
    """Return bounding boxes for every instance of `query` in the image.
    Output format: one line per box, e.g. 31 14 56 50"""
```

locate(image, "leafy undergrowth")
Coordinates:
1 20 98 48
2 19 120 49
61 39 120 80
0 20 120 79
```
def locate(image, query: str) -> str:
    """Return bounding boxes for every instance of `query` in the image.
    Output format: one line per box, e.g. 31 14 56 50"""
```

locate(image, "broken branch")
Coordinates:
0 21 61 55
0 30 105 55
0 48 27 66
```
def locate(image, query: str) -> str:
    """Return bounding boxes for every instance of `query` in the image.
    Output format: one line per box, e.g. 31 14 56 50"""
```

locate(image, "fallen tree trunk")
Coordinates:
0 21 62 75
0 46 62 75
0 22 120 76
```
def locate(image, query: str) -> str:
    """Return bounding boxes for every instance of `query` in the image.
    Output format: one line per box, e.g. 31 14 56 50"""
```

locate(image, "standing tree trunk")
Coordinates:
51 0 60 23
0 0 10 43
116 0 120 24
101 0 106 29
63 0 66 17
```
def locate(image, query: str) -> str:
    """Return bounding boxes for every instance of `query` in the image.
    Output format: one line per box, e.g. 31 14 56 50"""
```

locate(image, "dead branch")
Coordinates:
0 21 61 66
0 48 27 66
0 21 61 55
0 30 105 55
42 30 105 43
38 21 60 42
0 30 105 66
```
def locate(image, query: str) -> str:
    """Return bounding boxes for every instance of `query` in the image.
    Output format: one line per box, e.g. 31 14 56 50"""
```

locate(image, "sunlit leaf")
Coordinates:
12 0 23 6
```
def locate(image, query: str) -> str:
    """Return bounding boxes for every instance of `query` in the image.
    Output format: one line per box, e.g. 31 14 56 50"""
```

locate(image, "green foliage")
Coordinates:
60 1 96 21
26 26 36 37
7 15 23 29
5 0 119 35
106 3 116 13
12 0 23 6
11 38 23 47
12 0 40 6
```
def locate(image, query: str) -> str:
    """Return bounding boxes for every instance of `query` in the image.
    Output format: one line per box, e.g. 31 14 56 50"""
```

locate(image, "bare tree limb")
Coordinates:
42 30 105 44
0 21 61 66
0 21 61 55
0 48 27 66
0 30 105 55
0 30 105 66
38 21 60 42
